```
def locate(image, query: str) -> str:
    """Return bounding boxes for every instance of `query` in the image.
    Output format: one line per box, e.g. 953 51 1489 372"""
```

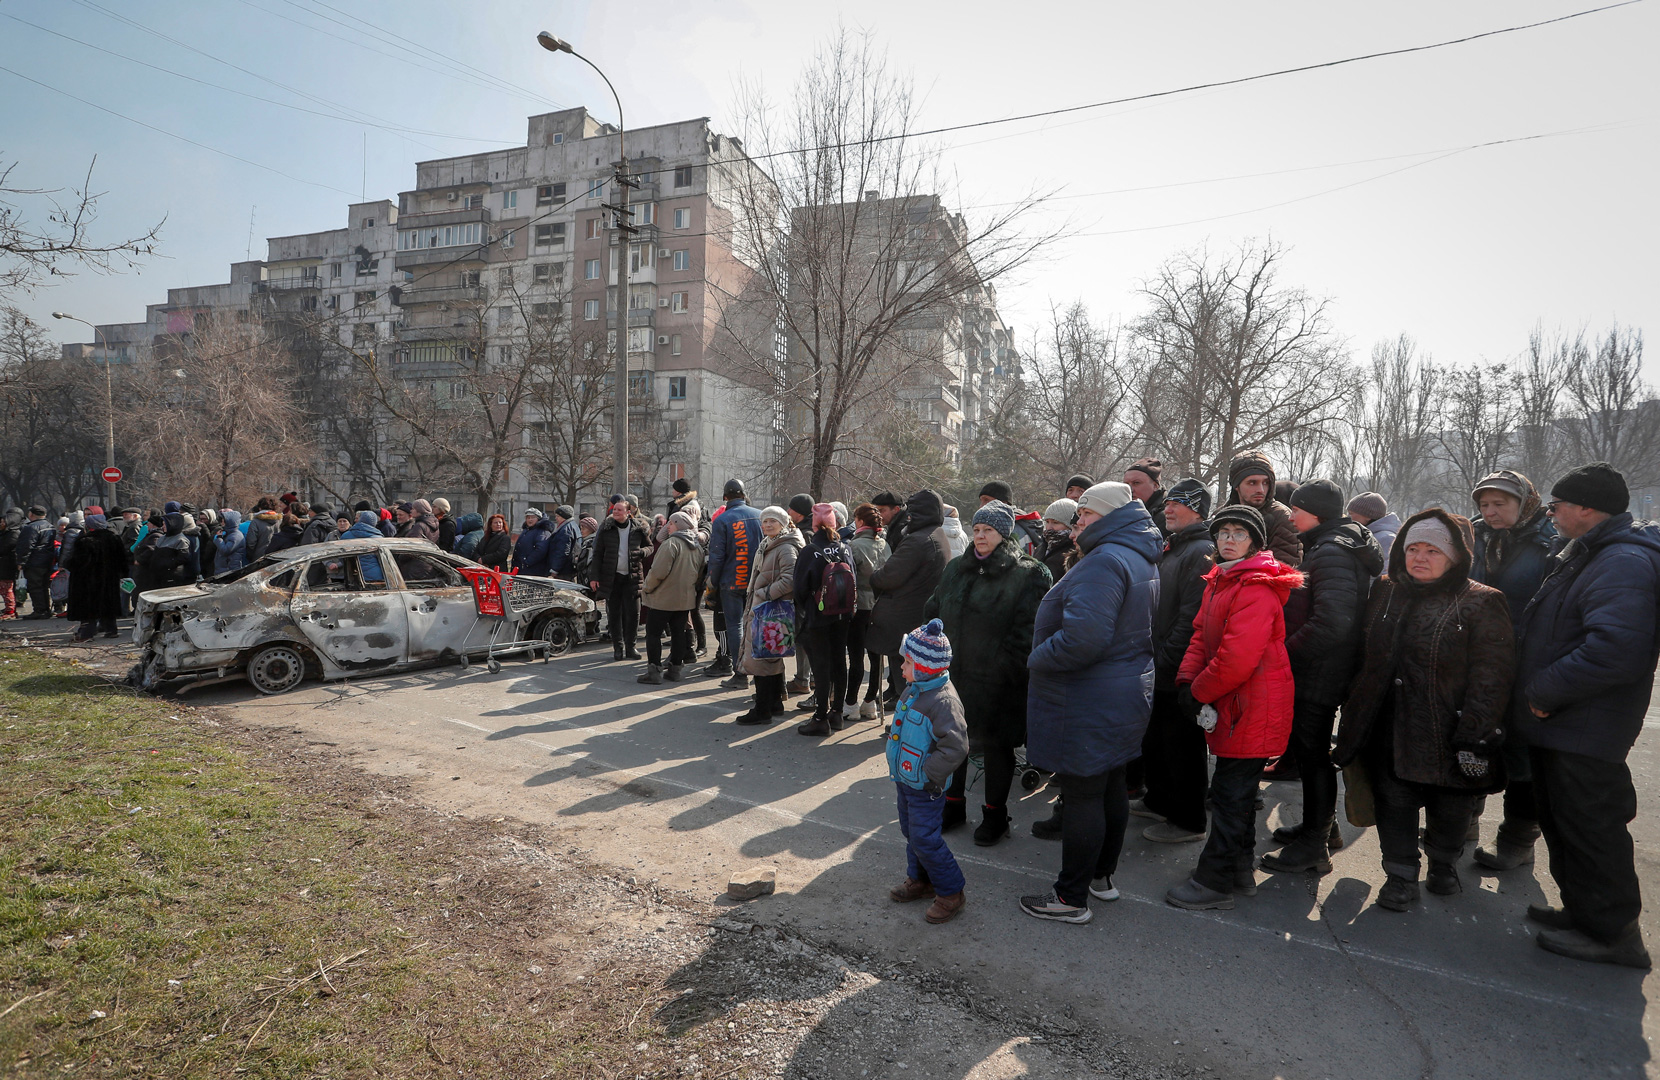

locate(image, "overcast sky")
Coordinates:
4 0 1655 374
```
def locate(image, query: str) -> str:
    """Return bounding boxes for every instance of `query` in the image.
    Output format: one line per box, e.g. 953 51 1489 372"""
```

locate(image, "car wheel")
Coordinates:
538 615 577 657
247 643 308 695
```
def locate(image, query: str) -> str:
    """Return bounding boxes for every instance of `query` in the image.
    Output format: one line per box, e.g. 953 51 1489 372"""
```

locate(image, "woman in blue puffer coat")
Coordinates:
1020 481 1163 925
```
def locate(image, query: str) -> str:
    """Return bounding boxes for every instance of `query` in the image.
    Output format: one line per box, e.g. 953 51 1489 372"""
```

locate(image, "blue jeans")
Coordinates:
897 784 965 897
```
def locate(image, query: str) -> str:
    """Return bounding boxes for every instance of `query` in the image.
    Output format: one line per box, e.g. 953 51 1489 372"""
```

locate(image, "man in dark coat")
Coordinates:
1515 463 1660 968
1223 451 1302 568
592 495 652 661
0 508 20 618
17 506 56 618
299 505 335 547
433 498 457 552
701 479 762 679
1468 468 1558 871
869 490 947 708
1261 478 1383 874
545 505 580 580
64 513 127 639
1123 458 1168 538
1138 479 1216 843
872 491 908 551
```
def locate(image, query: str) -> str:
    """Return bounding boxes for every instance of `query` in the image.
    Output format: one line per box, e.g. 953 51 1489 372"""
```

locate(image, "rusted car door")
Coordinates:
289 554 409 673
392 551 486 662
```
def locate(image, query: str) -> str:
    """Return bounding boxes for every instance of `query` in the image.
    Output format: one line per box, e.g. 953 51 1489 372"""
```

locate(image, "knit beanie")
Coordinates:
1126 457 1162 485
551 504 572 521
971 500 1016 539
1164 478 1212 519
1402 517 1457 561
1076 481 1132 517
811 502 838 531
978 480 1015 504
1042 498 1078 525
354 500 373 513
1289 479 1346 523
1228 451 1275 492
829 501 848 528
788 493 815 521
1347 492 1388 522
759 505 790 529
580 515 599 533
356 510 379 527
1209 504 1267 550
432 498 450 515
672 477 692 495
901 618 952 677
1551 462 1628 515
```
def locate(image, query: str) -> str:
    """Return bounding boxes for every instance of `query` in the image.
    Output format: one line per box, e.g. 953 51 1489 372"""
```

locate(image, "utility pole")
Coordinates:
605 162 637 497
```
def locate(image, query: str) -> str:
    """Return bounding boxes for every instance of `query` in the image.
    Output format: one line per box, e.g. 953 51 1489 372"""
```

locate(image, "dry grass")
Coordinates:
0 649 758 1078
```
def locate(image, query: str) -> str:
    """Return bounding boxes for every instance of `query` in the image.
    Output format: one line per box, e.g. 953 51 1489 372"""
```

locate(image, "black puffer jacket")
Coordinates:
1153 521 1216 688
593 514 651 594
869 490 947 656
1039 531 1075 584
1284 517 1384 706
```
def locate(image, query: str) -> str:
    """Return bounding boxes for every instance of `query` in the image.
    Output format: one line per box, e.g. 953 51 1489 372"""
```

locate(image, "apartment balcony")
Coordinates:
610 223 660 246
900 383 962 414
394 244 491 271
393 283 485 307
263 275 321 291
606 310 656 329
396 205 493 229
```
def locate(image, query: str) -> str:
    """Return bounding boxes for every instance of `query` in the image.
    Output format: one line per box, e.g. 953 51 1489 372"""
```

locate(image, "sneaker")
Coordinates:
1166 877 1235 911
796 698 818 712
1142 821 1206 844
1088 876 1119 902
1536 927 1652 969
700 657 734 678
720 673 750 690
1019 892 1092 924
859 699 881 721
1128 798 1165 822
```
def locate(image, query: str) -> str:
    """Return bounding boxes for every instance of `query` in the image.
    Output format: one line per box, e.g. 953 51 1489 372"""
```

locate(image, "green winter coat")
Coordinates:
923 538 1052 750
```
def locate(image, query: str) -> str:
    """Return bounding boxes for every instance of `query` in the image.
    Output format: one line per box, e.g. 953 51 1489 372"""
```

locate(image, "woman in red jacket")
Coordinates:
1167 504 1303 910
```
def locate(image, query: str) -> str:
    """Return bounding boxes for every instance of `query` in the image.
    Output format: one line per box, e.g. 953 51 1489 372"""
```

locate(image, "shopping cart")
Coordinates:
456 567 572 673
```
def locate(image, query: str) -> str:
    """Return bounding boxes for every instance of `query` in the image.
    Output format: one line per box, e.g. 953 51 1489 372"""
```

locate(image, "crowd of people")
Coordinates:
3 455 1657 969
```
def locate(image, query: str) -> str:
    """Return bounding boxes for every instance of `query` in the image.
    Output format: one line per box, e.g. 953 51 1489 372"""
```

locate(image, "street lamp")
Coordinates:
537 29 632 497
51 311 118 510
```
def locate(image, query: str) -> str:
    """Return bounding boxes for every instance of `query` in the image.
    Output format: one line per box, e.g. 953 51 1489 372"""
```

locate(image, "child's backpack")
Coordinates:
815 547 857 617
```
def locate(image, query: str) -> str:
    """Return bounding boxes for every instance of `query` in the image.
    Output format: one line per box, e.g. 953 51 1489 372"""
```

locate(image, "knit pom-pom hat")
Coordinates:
901 618 952 678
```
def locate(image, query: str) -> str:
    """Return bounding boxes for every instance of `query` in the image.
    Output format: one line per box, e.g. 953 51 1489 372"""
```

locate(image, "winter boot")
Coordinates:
924 891 966 924
941 796 968 833
613 641 625 661
720 672 750 690
973 804 1011 847
1474 824 1538 870
1271 818 1343 850
636 664 663 685
1234 866 1259 897
1536 927 1652 969
700 654 734 678
796 714 831 737
1030 798 1064 841
1166 878 1235 911
889 877 935 903
765 675 789 718
1259 819 1333 875
662 664 685 682
827 707 845 732
1376 875 1420 912
1426 860 1461 896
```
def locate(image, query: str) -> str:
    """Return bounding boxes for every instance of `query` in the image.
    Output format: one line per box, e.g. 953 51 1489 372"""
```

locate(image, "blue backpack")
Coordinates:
886 673 950 791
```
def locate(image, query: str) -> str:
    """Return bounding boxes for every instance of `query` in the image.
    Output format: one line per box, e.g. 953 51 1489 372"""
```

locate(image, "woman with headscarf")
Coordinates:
477 514 512 571
1332 509 1514 912
733 506 803 726
65 513 128 639
923 500 1052 844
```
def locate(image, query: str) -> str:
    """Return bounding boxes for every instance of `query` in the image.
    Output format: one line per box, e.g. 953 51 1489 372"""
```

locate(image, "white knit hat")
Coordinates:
1042 498 1078 524
1076 481 1132 516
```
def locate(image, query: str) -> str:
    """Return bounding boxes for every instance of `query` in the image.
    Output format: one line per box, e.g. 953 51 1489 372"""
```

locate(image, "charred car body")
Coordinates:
131 538 598 694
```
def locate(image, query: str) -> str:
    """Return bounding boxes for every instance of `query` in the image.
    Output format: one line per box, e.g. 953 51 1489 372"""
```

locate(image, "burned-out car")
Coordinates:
131 537 598 694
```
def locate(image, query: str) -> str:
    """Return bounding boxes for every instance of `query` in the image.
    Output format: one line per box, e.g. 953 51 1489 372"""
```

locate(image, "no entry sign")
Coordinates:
102 466 123 484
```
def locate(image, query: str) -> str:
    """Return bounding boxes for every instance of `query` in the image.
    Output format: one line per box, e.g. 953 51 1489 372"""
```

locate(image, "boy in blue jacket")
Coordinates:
887 618 970 924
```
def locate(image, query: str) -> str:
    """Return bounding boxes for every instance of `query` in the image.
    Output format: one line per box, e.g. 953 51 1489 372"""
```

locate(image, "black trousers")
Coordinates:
644 607 691 668
1142 687 1210 833
801 621 849 718
25 567 50 616
845 610 872 705
951 744 1016 810
886 652 905 699
1533 746 1643 943
1053 766 1129 908
1369 755 1476 880
1194 757 1267 893
606 577 639 650
1287 699 1340 830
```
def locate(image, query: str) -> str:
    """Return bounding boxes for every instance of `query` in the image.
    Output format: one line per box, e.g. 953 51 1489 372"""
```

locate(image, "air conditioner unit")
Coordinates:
658 248 670 258
658 298 669 307
657 335 669 346
447 191 458 202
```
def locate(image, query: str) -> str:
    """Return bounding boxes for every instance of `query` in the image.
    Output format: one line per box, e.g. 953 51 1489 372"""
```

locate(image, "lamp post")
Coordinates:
51 311 118 510
537 30 633 497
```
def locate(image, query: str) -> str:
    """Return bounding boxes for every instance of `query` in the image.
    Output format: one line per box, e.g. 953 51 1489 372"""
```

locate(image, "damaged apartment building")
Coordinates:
65 106 1018 517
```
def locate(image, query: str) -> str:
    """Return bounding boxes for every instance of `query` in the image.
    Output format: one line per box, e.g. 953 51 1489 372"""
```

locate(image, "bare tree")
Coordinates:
0 156 163 298
987 302 1134 486
715 28 1055 497
119 314 309 509
1432 362 1520 504
1134 239 1355 487
1560 324 1659 487
1352 335 1443 511
1511 324 1573 486
0 307 106 508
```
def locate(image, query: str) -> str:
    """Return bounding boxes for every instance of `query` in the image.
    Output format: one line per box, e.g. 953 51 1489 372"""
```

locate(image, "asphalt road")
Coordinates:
152 643 1660 1078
